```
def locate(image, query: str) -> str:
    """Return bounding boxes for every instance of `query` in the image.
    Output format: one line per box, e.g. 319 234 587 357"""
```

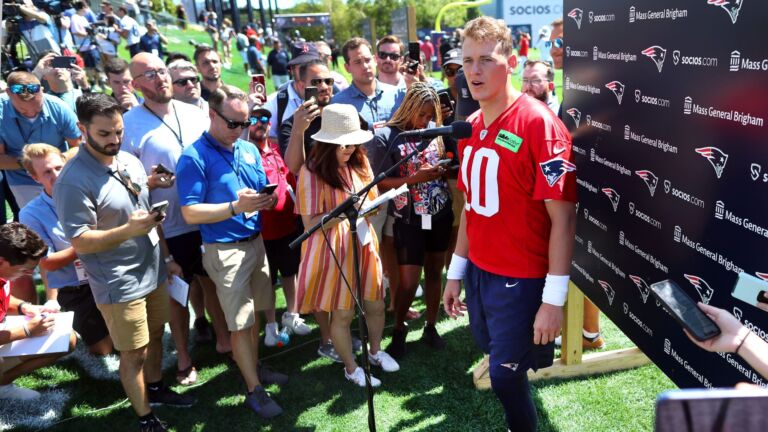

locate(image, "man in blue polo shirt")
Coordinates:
332 37 404 127
176 85 283 419
0 72 81 208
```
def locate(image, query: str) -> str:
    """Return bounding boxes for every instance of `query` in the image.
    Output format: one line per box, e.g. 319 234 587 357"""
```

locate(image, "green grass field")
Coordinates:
6 26 673 432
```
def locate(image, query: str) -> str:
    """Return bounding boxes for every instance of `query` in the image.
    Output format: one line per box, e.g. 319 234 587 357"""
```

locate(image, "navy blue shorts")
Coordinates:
464 261 554 378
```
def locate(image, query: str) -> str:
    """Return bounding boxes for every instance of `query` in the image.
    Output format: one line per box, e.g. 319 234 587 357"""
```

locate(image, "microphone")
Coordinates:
398 121 473 140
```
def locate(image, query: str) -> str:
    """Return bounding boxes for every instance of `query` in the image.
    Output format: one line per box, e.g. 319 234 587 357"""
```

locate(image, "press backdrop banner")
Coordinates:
565 0 768 388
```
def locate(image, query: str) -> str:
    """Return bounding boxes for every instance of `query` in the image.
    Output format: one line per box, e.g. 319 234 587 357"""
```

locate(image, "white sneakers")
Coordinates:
264 322 280 347
281 312 311 336
345 367 381 387
0 383 41 400
368 350 400 372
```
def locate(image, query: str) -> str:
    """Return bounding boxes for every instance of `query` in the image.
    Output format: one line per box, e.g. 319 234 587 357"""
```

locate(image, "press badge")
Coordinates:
74 259 89 283
148 227 160 246
421 214 432 230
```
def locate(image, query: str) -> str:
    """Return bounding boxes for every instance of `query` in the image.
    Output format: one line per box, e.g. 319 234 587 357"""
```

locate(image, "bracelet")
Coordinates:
542 274 570 307
735 331 751 355
229 201 237 216
17 301 29 315
22 324 30 337
446 253 468 280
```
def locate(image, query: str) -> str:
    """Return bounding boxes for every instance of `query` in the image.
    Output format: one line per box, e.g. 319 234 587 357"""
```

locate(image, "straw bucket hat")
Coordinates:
311 104 373 145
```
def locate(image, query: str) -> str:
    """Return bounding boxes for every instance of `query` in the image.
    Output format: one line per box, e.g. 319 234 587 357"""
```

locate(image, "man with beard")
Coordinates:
521 60 559 114
194 45 223 102
54 94 194 432
168 60 208 112
375 35 405 87
176 85 282 419
122 53 232 386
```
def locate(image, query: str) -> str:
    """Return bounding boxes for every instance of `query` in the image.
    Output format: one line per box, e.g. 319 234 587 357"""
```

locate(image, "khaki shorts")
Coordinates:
203 236 274 331
97 285 170 352
369 208 394 241
0 356 23 380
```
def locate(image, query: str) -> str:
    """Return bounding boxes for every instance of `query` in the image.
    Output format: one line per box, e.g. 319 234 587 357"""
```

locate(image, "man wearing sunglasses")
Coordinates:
168 60 208 112
123 53 233 386
54 93 192 431
375 35 405 87
177 85 283 419
0 72 82 211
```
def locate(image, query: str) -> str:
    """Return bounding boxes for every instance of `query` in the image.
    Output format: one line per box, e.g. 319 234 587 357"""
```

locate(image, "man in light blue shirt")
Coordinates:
332 37 405 127
0 72 81 207
19 143 112 356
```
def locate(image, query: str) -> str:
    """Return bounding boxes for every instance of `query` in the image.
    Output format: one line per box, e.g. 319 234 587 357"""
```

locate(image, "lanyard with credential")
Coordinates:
204 134 244 188
14 117 36 144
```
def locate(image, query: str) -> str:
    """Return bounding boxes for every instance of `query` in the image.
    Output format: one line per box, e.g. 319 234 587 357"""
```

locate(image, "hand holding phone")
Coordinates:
437 159 453 167
52 56 77 69
150 200 169 222
304 86 318 103
650 279 721 341
732 272 768 311
259 184 278 195
155 163 174 176
250 74 266 99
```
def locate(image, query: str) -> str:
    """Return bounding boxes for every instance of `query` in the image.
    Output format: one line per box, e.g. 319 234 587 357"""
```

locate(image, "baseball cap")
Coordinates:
442 49 462 67
288 42 320 67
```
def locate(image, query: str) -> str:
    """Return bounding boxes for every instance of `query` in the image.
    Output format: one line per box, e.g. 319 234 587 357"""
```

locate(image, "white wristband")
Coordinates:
542 274 570 306
446 253 468 280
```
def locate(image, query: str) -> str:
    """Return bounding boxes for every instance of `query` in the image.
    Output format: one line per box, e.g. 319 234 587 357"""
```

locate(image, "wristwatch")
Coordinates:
164 255 174 264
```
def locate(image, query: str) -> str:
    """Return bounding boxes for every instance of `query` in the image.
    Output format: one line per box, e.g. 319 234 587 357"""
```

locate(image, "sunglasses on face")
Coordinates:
9 84 42 95
377 51 401 61
310 78 334 86
213 109 251 129
140 68 169 80
544 38 563 49
250 115 270 125
173 76 199 86
442 66 461 77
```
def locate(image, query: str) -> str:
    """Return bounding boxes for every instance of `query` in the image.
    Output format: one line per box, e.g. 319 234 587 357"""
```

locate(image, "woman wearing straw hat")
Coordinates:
295 104 400 387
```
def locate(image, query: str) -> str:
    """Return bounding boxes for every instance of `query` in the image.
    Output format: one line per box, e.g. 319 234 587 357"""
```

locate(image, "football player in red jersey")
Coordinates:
442 16 577 432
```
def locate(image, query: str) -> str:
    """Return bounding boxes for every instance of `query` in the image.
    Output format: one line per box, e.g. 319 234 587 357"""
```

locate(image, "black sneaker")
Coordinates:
421 325 446 350
258 361 289 386
139 416 169 432
194 317 214 344
385 327 408 360
244 387 283 419
148 384 196 408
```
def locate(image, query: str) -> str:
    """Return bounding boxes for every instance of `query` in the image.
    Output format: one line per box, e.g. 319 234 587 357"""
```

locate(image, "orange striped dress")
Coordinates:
295 163 384 313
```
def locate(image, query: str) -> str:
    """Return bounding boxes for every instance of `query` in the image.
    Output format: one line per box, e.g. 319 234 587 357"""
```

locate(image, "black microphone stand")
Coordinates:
290 135 431 432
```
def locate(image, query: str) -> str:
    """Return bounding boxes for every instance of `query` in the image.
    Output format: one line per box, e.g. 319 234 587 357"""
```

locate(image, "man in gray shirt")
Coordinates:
54 94 194 432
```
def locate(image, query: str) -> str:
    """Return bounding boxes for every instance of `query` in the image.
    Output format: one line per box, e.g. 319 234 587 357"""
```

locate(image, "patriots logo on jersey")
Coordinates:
598 280 615 306
641 46 667 73
539 157 576 187
708 0 744 24
635 170 659 196
695 146 728 178
568 8 583 29
629 275 651 304
601 188 620 212
684 274 715 304
605 81 626 104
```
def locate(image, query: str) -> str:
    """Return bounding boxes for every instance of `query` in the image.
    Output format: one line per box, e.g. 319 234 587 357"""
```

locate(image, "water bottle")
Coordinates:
276 327 291 347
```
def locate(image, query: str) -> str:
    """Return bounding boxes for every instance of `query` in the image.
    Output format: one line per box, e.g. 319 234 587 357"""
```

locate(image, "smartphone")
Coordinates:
155 163 173 176
150 200 169 221
408 42 421 63
250 74 266 99
437 159 452 166
259 183 278 195
650 279 721 341
304 86 318 103
52 56 76 69
732 272 768 309
437 89 453 110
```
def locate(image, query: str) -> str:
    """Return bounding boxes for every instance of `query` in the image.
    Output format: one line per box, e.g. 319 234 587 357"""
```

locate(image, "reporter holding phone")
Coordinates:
177 85 284 419
686 302 768 380
368 83 453 360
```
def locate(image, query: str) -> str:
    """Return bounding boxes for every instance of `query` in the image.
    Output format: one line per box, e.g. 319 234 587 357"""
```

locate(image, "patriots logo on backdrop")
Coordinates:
756 272 768 281
629 275 651 304
568 8 584 29
641 46 667 73
540 157 577 186
708 0 744 24
685 274 715 304
598 280 616 305
695 147 729 178
635 170 659 196
605 81 626 104
567 108 581 128
602 188 620 212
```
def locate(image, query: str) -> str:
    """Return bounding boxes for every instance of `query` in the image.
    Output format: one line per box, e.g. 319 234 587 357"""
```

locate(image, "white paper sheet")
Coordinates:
0 312 74 357
167 275 190 307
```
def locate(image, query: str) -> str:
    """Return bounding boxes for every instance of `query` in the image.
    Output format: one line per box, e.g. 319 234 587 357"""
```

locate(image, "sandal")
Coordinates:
176 365 198 385
405 308 422 321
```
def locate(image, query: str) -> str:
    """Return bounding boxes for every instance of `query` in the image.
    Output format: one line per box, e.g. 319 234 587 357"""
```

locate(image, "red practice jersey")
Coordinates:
458 94 577 278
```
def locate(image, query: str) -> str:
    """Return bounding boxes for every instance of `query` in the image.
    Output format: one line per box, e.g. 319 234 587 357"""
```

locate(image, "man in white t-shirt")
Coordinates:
117 5 142 57
122 53 232 383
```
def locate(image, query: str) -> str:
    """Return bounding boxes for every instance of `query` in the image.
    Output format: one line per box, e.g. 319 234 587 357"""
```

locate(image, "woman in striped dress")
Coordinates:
295 104 400 387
